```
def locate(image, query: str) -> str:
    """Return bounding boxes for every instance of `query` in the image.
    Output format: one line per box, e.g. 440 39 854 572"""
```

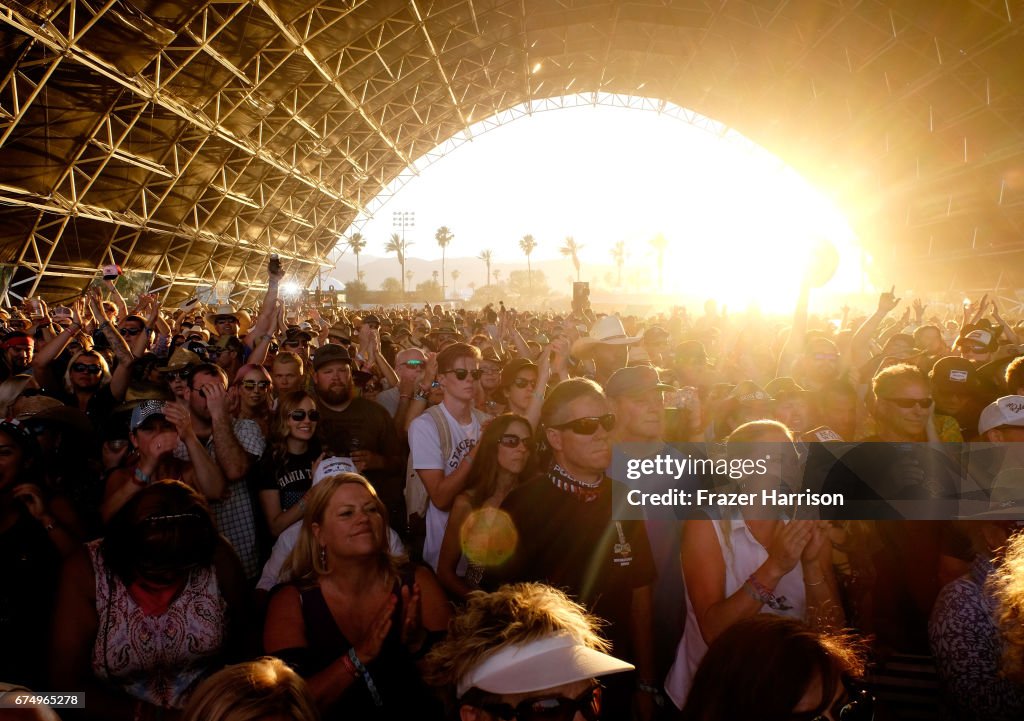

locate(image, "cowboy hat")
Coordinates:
571 315 642 358
204 304 252 336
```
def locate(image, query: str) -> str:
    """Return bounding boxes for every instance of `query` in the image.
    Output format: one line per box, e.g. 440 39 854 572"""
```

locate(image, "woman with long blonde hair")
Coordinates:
263 471 449 720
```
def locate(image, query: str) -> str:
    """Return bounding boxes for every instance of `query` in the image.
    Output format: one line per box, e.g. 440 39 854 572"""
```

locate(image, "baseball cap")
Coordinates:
456 632 634 698
312 456 359 485
312 343 352 371
764 377 812 401
978 395 1024 435
130 400 167 431
929 356 980 393
605 366 674 399
726 380 771 404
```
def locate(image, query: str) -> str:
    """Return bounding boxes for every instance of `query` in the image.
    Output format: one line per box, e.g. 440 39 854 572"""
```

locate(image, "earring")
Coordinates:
319 545 327 568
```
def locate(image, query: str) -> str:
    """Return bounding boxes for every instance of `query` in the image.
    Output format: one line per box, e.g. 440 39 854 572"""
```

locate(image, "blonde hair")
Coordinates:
285 472 404 588
181 657 318 721
62 349 111 393
988 530 1024 682
425 582 609 693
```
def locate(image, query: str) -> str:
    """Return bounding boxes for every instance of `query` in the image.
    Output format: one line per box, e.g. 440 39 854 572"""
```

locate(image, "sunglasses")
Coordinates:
441 368 483 381
289 409 320 422
284 340 307 348
71 363 102 374
401 359 425 368
550 413 616 435
214 316 237 324
881 397 933 409
163 370 192 381
796 681 874 721
498 434 534 450
961 345 987 354
512 377 537 389
477 684 600 721
240 380 271 391
119 327 142 336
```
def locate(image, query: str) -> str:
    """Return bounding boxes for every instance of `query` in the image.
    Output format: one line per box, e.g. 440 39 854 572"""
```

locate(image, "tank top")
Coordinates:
89 539 227 709
664 517 806 709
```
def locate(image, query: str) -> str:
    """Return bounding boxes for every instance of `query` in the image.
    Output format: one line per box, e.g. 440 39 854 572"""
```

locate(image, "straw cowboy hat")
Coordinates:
571 315 642 358
204 303 252 336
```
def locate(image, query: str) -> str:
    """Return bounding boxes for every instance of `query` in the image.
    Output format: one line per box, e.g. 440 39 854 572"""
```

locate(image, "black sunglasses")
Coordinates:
477 684 600 721
880 397 933 409
119 327 142 336
550 413 616 435
71 363 102 374
498 434 534 450
441 368 483 381
289 409 320 422
163 369 192 381
214 316 237 324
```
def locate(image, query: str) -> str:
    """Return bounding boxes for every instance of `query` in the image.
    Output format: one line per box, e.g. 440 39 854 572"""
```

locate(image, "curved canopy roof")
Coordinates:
1 0 1021 303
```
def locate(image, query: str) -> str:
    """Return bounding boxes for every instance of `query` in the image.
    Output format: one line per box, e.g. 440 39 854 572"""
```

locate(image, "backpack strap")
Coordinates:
426 404 453 465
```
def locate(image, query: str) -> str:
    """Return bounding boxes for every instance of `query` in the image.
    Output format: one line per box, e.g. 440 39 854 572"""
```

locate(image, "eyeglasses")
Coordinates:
477 684 600 721
796 681 874 721
880 397 933 409
512 377 537 389
71 363 102 374
163 370 191 381
402 359 425 368
289 409 320 422
498 434 534 450
441 368 483 381
550 413 616 435
240 380 271 391
119 327 142 336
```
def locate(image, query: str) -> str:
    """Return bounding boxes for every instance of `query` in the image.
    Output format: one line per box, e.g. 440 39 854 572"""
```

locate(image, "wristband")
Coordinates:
347 647 383 707
340 653 360 679
804 577 826 587
298 497 307 513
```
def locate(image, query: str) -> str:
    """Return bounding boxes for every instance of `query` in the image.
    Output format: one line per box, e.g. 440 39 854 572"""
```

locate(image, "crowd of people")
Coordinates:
2 259 1024 720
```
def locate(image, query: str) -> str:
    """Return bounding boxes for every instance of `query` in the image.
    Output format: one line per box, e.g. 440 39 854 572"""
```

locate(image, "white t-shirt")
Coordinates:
408 402 482 570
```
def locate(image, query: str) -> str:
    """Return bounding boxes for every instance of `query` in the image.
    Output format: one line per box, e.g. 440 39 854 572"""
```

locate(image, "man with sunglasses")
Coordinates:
428 583 634 721
157 346 201 401
409 342 490 570
491 378 657 720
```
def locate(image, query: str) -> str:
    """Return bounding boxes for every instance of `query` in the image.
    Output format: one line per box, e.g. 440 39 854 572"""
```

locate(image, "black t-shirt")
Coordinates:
490 472 656 661
315 396 407 528
256 446 319 510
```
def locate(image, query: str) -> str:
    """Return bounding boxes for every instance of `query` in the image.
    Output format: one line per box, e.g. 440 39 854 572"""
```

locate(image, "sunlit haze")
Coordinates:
343 99 869 314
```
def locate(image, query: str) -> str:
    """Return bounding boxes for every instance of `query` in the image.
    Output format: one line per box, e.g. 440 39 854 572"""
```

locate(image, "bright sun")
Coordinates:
349 98 868 314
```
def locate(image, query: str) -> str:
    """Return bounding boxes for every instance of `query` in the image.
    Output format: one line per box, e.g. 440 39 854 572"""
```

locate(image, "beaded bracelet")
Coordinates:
347 648 383 707
340 653 360 679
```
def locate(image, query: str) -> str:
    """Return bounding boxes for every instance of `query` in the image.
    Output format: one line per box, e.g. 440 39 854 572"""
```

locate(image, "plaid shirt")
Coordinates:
175 419 266 578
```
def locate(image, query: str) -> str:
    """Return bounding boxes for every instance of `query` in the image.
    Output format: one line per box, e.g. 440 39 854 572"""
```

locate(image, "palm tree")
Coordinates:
519 234 537 292
650 233 668 291
434 226 454 299
493 269 502 284
560 236 583 282
384 232 412 292
346 232 366 281
611 240 627 287
451 269 460 296
478 250 493 287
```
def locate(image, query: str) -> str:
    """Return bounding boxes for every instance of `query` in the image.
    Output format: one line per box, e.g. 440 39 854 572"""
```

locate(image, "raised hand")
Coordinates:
400 583 426 650
877 285 900 315
912 298 926 322
353 594 396 664
767 520 814 575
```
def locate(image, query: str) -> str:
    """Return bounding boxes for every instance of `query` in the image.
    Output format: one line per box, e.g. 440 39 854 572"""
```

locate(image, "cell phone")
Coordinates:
102 264 121 281
179 297 200 311
268 253 281 275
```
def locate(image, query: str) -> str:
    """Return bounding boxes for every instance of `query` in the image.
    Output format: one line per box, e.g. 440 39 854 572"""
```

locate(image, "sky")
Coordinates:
343 98 867 311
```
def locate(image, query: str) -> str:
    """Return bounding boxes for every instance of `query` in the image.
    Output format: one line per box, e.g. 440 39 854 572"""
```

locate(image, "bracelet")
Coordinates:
804 577 826 587
340 653 360 679
298 498 307 513
744 574 794 611
413 390 429 402
43 520 56 532
347 648 383 707
133 467 152 486
399 394 412 400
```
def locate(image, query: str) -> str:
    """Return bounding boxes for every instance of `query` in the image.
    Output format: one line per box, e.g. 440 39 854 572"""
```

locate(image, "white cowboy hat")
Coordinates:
571 315 642 358
204 304 252 336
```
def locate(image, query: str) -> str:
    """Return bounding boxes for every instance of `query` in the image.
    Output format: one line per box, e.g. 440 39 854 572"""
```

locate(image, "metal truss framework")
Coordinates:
0 0 1022 302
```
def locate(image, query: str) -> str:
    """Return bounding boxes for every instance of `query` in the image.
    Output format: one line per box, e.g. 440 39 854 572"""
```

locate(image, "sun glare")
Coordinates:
349 97 868 314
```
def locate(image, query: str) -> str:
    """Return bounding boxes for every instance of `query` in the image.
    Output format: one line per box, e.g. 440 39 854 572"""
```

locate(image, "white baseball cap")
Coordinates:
978 395 1024 435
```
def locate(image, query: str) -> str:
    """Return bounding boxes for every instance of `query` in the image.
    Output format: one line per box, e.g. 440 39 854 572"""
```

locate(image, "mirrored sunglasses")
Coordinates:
512 377 537 389
163 369 192 381
71 363 102 374
478 684 601 721
402 359 425 368
550 413 616 435
240 380 271 391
